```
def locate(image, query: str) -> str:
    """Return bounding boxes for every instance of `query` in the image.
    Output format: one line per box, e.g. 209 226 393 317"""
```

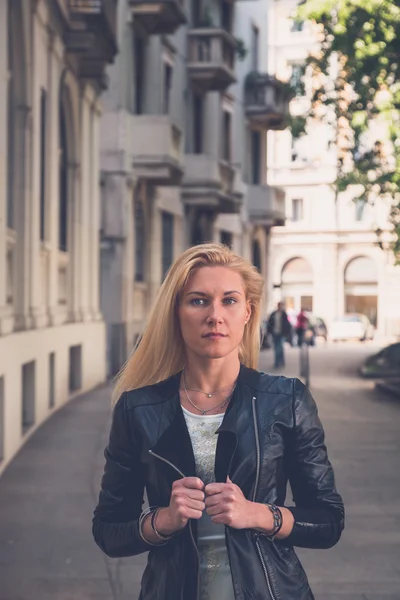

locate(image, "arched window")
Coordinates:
7 0 25 229
59 94 68 251
252 239 262 272
135 199 145 282
281 257 313 312
344 256 378 325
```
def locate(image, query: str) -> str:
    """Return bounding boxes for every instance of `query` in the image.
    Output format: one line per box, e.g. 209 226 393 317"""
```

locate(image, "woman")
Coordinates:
93 243 344 600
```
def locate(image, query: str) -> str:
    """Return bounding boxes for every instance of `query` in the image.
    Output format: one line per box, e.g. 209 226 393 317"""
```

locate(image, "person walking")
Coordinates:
296 308 309 347
267 301 291 368
92 243 344 600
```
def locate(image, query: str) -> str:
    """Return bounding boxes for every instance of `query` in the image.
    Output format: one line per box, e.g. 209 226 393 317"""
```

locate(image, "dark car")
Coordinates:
360 342 400 378
306 314 328 345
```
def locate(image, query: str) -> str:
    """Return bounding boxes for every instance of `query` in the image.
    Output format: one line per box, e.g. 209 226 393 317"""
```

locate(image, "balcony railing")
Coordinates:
131 115 184 186
128 0 187 35
248 184 285 226
244 72 291 130
69 0 117 35
187 28 236 92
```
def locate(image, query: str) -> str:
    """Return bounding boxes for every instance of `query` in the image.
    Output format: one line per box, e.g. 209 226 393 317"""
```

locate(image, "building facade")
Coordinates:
267 0 400 337
0 0 118 474
100 0 289 376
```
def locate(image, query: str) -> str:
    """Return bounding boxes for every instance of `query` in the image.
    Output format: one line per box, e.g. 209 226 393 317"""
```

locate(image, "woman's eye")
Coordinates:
224 297 237 305
190 298 206 306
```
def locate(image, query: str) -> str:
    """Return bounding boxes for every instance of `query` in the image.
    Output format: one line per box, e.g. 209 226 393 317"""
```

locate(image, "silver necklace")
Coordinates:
182 374 235 416
183 369 236 398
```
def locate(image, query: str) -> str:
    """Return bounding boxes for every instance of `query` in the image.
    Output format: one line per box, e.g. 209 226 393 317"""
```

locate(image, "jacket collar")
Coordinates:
150 364 261 483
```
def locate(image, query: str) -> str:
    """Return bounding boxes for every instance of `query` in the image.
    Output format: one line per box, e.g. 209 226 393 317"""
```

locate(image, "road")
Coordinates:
0 341 399 600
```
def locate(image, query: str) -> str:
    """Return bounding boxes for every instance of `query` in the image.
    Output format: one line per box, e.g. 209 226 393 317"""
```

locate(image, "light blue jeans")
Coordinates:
272 334 285 368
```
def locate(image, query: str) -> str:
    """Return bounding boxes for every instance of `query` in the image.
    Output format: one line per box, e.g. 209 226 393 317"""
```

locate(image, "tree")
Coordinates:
290 0 400 260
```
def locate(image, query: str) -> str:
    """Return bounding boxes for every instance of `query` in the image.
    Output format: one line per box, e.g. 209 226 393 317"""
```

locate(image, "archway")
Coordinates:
344 256 378 326
281 257 313 312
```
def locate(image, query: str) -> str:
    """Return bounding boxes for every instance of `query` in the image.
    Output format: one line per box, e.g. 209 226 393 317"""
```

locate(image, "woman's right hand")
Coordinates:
157 477 205 535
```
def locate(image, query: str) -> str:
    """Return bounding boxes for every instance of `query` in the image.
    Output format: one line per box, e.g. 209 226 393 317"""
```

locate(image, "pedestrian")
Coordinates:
92 243 344 600
296 307 309 347
267 301 291 368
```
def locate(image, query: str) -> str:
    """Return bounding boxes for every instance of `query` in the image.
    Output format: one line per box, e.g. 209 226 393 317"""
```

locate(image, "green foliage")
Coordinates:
292 0 400 260
235 38 248 61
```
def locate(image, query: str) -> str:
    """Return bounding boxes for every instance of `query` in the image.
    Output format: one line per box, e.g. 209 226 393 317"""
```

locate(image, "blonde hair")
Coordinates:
112 243 264 404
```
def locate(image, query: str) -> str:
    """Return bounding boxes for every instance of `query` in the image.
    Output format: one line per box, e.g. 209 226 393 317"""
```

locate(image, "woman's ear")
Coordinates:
245 302 252 324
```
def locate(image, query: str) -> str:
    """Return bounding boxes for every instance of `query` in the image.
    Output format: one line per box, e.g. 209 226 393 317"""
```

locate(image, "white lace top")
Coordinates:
182 406 235 600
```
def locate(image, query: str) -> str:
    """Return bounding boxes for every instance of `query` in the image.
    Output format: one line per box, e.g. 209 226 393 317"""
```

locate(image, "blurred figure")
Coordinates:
296 308 309 347
267 302 291 368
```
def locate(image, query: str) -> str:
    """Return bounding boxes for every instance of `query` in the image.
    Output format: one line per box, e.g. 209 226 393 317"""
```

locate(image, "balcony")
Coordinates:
247 184 285 226
66 0 118 86
187 28 236 92
182 154 242 214
131 115 184 186
244 72 291 130
128 0 187 35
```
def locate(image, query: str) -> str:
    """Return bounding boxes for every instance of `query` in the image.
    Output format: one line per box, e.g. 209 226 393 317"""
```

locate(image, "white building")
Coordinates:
100 0 289 375
267 0 400 337
0 0 118 474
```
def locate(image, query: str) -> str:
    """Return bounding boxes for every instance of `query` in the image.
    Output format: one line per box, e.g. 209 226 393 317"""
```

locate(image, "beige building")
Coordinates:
0 0 117 474
100 0 289 375
267 0 400 336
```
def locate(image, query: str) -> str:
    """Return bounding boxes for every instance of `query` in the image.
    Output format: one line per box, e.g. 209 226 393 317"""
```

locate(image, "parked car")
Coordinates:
306 314 328 345
330 313 374 342
360 342 400 378
286 311 328 346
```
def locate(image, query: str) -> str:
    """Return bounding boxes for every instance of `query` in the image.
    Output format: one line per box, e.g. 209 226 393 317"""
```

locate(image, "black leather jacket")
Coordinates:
93 365 344 600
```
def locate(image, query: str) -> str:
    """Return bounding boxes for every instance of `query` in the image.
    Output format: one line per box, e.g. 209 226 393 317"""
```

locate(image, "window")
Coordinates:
7 3 15 229
221 0 233 32
252 240 262 272
40 89 47 241
251 25 259 71
222 110 232 162
59 98 68 251
193 95 204 154
292 198 303 221
135 199 145 282
162 211 174 279
163 63 173 115
22 361 35 434
291 19 304 32
251 130 262 184
134 36 146 115
355 199 365 221
220 230 232 248
290 64 303 91
69 345 82 392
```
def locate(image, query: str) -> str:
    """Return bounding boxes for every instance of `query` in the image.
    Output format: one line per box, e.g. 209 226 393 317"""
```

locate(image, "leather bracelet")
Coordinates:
138 506 165 546
151 508 175 541
266 504 283 541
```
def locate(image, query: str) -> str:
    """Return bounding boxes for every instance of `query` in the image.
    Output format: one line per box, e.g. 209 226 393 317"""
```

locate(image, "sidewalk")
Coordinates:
1 343 400 600
0 383 146 600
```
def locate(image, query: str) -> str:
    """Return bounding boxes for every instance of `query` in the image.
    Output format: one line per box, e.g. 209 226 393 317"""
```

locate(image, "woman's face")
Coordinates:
178 266 251 361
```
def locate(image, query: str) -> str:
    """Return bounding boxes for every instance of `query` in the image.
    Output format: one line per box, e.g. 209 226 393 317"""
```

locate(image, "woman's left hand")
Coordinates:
205 477 261 529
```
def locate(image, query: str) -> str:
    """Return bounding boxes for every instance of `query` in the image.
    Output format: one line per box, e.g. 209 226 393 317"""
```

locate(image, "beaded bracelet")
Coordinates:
266 504 283 541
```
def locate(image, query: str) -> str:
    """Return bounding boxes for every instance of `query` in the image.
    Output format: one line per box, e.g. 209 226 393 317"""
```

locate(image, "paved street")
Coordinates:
0 342 400 600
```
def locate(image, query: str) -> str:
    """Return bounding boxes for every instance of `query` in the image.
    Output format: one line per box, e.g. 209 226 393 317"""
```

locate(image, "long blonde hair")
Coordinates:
112 243 264 404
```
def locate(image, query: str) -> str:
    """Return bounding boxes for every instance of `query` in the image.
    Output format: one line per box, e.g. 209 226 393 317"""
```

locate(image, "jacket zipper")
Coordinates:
148 450 201 600
251 396 278 600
